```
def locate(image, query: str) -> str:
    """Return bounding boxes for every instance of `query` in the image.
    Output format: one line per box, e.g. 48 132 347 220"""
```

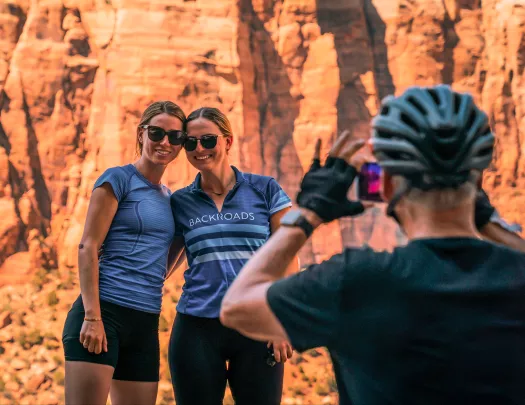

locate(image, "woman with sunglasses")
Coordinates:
62 101 187 405
167 107 298 405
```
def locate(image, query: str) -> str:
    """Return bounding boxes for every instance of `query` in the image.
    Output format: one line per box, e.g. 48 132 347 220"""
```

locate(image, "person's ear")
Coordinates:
225 135 233 152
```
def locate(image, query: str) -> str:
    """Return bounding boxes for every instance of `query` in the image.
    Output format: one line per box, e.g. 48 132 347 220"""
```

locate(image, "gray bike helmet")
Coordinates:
371 84 494 190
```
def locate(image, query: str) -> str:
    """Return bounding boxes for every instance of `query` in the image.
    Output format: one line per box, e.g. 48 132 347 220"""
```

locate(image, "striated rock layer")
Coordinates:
0 0 523 277
1 0 525 403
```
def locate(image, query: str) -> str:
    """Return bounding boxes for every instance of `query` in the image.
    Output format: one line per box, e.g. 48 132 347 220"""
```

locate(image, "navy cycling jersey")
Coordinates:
170 166 292 318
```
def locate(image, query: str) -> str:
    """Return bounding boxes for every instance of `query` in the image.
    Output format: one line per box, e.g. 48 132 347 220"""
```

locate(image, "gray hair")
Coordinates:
393 171 481 210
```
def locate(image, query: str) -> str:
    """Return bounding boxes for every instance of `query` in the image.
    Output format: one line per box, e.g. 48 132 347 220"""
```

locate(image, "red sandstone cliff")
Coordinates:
0 0 523 404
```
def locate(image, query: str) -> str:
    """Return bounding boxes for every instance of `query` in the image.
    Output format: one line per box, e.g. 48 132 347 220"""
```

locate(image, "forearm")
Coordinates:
242 228 306 283
221 209 324 341
220 225 308 341
480 222 525 253
284 254 301 276
78 245 101 318
225 209 321 299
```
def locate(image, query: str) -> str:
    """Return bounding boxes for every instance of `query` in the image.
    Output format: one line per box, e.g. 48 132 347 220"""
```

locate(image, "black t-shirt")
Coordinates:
267 238 525 405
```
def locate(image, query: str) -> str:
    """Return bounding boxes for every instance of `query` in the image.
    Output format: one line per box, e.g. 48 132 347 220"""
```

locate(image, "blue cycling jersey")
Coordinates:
170 166 292 318
94 164 175 313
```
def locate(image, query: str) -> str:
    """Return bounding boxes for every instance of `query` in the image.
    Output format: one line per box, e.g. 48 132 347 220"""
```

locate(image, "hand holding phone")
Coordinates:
356 162 383 203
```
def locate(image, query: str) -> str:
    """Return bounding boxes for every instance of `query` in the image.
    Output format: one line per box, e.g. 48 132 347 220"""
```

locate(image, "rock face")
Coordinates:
0 0 523 275
0 0 524 403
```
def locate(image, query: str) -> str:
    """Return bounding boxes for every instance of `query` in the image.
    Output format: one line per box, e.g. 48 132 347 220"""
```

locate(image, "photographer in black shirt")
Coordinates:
221 85 525 405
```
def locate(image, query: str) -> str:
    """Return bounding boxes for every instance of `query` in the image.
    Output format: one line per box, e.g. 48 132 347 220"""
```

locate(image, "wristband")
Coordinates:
84 317 102 322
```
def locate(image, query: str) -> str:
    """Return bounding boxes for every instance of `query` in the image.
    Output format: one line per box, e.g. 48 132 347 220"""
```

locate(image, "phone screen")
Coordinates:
357 162 383 202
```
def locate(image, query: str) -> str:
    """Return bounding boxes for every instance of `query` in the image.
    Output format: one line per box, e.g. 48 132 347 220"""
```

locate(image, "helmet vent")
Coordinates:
434 128 457 141
466 109 476 129
427 89 440 105
381 105 390 115
454 93 461 114
400 113 419 133
407 96 426 115
479 146 492 158
376 129 394 139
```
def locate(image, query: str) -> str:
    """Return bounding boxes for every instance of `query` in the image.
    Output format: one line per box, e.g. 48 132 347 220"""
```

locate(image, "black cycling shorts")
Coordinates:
169 312 284 405
62 295 160 382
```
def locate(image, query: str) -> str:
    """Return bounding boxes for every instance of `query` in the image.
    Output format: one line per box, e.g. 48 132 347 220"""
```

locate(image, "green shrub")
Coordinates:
328 375 338 392
47 291 59 306
291 353 306 365
159 315 169 332
52 354 63 366
308 348 322 357
292 385 304 396
32 268 48 291
54 370 65 386
315 381 330 396
17 329 43 349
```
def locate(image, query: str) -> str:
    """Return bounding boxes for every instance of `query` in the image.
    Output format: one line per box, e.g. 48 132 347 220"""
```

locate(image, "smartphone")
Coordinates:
356 162 383 202
265 344 276 367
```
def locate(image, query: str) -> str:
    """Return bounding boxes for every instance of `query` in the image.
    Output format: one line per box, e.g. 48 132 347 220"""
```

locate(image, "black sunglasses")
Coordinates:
139 125 186 145
184 135 222 152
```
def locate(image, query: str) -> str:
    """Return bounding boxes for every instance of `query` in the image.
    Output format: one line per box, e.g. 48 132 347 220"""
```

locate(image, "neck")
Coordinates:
200 163 235 194
134 158 166 185
399 202 481 241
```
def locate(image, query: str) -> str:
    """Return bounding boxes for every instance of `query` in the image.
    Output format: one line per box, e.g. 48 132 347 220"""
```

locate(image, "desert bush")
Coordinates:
315 381 330 396
159 315 169 332
328 375 338 392
17 329 43 349
291 385 304 396
47 291 59 306
53 354 63 366
291 353 306 365
32 268 48 291
53 370 65 386
308 348 322 357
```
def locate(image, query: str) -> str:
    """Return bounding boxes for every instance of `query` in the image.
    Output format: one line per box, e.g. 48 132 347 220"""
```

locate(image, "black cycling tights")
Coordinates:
168 312 284 405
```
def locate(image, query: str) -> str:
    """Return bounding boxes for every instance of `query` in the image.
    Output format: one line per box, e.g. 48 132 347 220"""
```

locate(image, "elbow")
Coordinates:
219 298 243 331
78 239 100 259
79 240 97 251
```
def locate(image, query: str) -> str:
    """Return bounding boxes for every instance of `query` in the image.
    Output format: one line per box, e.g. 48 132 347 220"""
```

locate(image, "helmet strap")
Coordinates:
386 178 412 227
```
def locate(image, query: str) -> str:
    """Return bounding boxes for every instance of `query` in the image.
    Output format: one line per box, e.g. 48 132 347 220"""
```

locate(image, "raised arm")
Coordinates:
270 207 300 276
221 134 367 343
480 221 525 253
475 189 525 252
266 206 300 362
77 183 119 354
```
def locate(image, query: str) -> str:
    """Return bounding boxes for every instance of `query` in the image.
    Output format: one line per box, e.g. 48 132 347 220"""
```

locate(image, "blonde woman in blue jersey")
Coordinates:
62 101 187 405
167 107 298 405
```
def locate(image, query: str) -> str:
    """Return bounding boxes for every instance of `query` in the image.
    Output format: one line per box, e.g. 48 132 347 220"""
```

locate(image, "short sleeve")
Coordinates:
266 178 292 215
170 193 183 237
266 252 347 352
93 167 129 202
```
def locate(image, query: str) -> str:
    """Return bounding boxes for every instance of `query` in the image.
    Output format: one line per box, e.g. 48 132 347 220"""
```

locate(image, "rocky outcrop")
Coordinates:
0 0 521 276
0 0 524 403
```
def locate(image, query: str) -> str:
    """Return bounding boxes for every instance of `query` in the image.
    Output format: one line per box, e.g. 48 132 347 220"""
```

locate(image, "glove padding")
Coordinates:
474 189 495 230
297 156 365 222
